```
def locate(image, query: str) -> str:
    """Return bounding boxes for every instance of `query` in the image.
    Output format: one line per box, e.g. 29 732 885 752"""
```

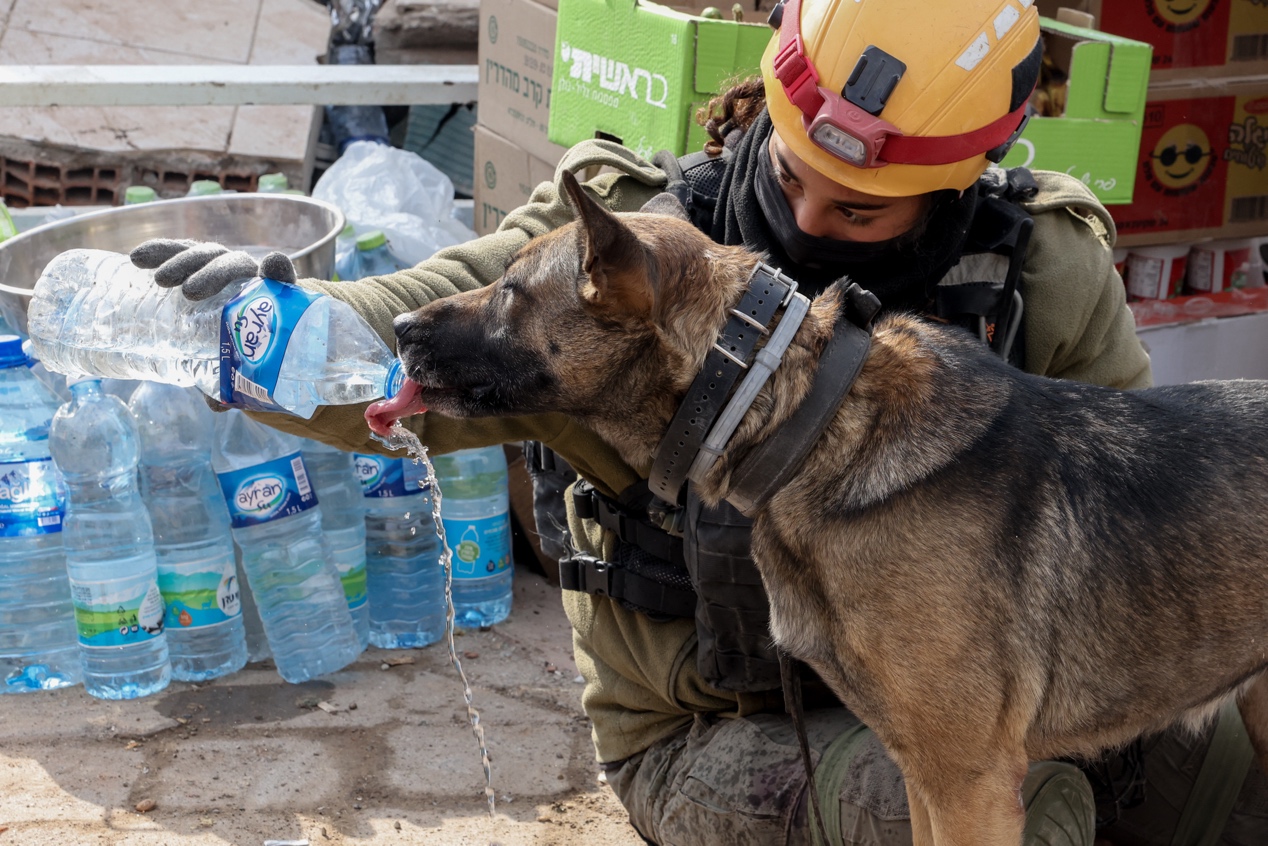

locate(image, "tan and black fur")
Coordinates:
391 172 1268 846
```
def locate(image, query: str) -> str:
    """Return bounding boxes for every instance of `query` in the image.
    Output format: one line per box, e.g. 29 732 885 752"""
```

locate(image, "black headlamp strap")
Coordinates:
648 264 798 504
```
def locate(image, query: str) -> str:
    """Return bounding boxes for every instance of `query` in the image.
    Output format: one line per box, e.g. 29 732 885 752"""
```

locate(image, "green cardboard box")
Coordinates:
548 0 771 158
1000 18 1152 205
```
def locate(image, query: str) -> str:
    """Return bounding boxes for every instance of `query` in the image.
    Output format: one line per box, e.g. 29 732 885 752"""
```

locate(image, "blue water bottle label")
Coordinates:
354 453 430 498
442 513 511 580
220 277 323 414
0 457 64 536
217 452 319 528
340 562 368 611
158 558 242 630
70 576 165 647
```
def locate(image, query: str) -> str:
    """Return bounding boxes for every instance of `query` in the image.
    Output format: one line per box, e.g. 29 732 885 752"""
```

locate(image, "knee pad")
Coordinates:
1021 760 1096 846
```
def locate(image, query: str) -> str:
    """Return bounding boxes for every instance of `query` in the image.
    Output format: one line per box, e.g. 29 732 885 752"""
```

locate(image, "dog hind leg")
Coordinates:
912 751 1028 846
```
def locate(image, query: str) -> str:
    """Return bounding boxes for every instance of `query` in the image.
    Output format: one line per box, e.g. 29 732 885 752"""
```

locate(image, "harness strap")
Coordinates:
558 551 696 618
573 480 686 568
729 284 880 518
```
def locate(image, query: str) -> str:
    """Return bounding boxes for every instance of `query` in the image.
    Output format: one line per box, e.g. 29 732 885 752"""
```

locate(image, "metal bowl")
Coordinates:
0 193 344 334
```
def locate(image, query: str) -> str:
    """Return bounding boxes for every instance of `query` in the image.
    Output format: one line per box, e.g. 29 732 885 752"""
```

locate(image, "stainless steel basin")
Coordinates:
0 193 344 334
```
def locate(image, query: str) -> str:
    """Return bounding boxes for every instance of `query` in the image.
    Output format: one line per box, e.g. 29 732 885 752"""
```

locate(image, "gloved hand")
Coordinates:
129 239 297 300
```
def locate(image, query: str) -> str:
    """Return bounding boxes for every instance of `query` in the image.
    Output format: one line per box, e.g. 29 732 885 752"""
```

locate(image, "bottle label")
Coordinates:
340 561 368 610
0 457 64 536
442 513 511 580
70 575 165 647
354 453 430 498
220 277 323 414
217 452 318 528
158 557 242 630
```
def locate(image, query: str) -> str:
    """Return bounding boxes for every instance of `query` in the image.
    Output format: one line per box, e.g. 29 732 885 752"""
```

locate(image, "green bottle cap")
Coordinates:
258 173 289 193
340 222 356 238
356 230 387 251
188 180 223 196
124 185 157 205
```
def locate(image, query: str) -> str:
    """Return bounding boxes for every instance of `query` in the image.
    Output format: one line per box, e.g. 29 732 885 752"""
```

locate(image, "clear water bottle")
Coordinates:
432 446 513 628
212 410 361 683
333 223 358 282
128 383 247 681
353 231 408 278
124 186 157 205
50 378 170 699
257 173 289 194
27 249 397 419
354 452 445 648
234 544 271 663
0 336 81 692
301 440 369 651
187 180 223 197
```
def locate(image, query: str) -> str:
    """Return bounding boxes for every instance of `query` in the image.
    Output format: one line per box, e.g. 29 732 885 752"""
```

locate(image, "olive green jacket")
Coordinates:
263 139 1153 763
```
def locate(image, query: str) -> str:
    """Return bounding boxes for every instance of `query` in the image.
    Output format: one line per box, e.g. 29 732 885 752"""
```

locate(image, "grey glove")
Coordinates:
129 239 297 300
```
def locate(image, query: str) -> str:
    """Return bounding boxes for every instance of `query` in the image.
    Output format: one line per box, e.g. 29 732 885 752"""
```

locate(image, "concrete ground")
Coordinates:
0 566 646 845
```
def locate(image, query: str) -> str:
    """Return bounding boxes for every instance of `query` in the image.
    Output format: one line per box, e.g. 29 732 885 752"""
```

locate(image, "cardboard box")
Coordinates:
1038 0 1268 80
479 0 571 164
999 18 1152 206
472 123 560 236
1109 77 1268 247
547 0 771 158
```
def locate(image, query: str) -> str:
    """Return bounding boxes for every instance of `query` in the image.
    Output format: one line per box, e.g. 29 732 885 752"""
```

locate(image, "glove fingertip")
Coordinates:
259 251 297 284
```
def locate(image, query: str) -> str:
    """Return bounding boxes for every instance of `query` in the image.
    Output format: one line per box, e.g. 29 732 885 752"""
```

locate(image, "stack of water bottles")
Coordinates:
1 227 516 699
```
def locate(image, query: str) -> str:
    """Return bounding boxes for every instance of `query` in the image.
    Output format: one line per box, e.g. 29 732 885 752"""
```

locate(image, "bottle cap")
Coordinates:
0 334 28 368
65 375 101 388
188 180 223 196
340 222 356 238
124 186 158 205
258 173 289 193
356 230 387 251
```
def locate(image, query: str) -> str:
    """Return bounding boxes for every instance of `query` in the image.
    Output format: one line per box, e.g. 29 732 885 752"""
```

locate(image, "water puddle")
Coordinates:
374 422 495 816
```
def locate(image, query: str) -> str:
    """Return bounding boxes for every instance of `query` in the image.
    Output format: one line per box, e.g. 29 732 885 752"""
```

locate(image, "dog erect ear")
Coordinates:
639 192 690 221
560 170 656 320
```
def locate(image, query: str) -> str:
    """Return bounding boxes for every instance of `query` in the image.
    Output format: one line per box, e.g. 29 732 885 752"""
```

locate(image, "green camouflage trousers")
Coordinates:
606 708 1268 846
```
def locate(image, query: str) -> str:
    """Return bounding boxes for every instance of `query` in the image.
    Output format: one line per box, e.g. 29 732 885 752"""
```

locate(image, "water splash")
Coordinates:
373 423 496 816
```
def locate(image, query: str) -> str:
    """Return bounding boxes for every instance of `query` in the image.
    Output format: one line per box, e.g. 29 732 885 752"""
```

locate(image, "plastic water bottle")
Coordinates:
124 186 157 205
333 223 358 282
0 336 81 692
301 440 369 651
128 383 247 681
26 249 397 419
432 447 513 628
353 231 408 278
212 410 361 683
50 378 170 699
187 180 223 197
257 173 289 194
355 452 445 648
234 545 271 662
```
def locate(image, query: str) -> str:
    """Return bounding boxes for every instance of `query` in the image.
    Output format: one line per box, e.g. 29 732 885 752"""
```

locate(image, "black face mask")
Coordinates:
752 146 915 269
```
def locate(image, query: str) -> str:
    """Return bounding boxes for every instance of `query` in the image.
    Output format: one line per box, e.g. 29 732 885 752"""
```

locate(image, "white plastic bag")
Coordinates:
313 141 477 268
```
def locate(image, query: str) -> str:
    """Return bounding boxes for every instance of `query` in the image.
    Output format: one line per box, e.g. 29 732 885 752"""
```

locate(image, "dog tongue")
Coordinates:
365 376 427 437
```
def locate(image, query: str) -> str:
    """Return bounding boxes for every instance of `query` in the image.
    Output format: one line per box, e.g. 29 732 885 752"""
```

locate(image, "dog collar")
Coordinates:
648 263 806 505
728 283 879 517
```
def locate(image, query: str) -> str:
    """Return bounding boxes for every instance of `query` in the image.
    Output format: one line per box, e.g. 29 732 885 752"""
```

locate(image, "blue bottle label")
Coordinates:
340 563 368 610
354 453 430 498
220 277 322 414
158 558 242 630
0 457 64 536
442 513 511 580
70 576 165 647
217 452 318 528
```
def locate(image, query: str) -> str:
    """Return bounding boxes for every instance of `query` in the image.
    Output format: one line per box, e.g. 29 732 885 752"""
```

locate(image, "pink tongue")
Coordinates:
365 377 427 437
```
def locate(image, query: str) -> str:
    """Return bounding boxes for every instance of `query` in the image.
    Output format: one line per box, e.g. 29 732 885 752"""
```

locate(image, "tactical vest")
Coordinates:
544 150 1039 693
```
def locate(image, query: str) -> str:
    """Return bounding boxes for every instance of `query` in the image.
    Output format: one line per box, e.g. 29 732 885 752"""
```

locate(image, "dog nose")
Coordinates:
393 311 418 341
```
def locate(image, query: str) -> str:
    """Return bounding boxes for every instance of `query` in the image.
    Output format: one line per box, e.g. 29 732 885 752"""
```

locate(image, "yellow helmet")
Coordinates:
761 0 1041 197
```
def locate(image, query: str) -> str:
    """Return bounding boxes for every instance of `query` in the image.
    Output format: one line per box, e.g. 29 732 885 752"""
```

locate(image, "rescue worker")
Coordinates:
133 0 1267 841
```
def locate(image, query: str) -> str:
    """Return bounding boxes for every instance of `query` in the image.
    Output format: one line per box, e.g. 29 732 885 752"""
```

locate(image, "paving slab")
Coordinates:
0 568 645 844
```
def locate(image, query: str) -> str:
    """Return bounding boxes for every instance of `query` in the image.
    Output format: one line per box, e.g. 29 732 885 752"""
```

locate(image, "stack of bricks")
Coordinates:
0 0 333 207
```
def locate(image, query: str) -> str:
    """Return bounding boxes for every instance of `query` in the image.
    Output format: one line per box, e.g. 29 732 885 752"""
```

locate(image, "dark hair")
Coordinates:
696 75 767 156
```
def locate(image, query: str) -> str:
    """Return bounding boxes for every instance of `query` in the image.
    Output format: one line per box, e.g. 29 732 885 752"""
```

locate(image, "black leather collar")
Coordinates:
727 283 880 518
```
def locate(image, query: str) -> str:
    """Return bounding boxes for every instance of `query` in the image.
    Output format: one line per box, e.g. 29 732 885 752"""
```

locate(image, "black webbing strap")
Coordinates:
557 552 696 618
649 264 797 504
573 481 686 568
729 284 880 518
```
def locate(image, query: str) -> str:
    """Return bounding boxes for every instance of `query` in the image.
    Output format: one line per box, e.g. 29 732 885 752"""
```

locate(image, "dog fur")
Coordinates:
390 171 1268 845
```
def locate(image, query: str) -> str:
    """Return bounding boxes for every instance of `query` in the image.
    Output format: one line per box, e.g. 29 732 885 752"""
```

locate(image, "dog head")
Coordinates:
386 171 760 463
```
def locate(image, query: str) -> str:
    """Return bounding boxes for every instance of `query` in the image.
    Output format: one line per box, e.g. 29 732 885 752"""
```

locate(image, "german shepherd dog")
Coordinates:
374 171 1268 845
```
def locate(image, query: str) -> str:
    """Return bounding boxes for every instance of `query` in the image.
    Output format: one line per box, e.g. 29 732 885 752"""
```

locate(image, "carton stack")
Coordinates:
473 0 569 235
